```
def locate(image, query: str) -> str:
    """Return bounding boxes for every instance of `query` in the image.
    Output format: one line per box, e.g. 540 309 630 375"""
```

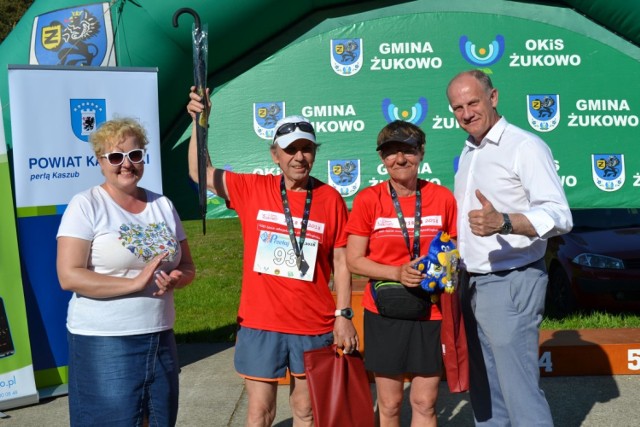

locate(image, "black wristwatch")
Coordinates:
500 213 513 235
334 308 354 320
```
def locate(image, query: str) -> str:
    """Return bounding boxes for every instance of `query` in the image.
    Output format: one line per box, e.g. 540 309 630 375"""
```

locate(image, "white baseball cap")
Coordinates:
272 115 316 148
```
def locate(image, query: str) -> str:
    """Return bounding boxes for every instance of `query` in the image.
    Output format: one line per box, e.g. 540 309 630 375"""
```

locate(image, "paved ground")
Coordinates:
1 342 639 426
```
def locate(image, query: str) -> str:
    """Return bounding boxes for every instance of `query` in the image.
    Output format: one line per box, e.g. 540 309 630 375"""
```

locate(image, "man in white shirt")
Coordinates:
447 70 572 426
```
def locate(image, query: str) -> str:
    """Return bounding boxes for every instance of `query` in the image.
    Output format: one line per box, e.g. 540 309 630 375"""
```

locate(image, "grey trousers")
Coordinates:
460 259 553 427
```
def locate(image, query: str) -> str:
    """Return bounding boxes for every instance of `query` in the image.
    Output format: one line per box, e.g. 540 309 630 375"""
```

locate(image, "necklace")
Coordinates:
388 179 422 259
280 176 313 276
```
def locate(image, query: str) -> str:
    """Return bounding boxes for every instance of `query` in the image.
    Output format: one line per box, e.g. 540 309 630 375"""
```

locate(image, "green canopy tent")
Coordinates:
1 0 639 218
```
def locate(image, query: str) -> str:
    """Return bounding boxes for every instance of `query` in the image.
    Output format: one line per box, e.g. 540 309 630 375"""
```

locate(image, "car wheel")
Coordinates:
546 267 576 317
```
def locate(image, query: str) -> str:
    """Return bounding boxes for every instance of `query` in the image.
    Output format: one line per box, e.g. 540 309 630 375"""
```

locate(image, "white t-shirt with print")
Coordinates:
57 185 186 336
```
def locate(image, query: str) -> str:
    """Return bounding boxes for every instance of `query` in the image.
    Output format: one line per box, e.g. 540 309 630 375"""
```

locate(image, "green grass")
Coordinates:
174 218 243 343
175 218 640 343
541 311 640 330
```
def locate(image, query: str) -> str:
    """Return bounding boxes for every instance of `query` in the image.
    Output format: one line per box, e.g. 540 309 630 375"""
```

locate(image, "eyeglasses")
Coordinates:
275 121 316 139
101 149 146 166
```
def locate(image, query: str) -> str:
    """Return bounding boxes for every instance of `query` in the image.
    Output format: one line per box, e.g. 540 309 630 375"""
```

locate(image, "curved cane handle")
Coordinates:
172 7 201 30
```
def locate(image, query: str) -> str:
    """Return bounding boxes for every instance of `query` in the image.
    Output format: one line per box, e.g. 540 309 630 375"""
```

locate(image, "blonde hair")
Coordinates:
90 118 149 157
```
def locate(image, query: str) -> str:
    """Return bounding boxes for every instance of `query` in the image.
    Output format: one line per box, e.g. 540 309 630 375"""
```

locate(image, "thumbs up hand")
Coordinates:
468 190 503 236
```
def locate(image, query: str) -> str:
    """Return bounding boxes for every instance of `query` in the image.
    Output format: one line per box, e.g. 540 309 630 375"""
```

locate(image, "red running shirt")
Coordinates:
226 173 348 335
346 180 458 320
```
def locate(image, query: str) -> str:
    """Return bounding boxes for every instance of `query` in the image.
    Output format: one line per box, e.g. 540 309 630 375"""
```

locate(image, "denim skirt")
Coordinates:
67 329 179 427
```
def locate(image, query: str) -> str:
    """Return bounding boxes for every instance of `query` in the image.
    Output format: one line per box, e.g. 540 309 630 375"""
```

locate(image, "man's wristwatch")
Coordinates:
500 213 513 235
335 308 354 319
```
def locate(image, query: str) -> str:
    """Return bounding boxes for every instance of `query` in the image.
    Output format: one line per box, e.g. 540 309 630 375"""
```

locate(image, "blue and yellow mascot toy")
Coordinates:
414 231 460 303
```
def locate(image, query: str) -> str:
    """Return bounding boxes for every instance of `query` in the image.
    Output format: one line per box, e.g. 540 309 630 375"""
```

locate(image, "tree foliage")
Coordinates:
0 0 34 44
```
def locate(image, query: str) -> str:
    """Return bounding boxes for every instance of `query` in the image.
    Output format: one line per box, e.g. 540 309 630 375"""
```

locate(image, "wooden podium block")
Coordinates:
539 329 640 376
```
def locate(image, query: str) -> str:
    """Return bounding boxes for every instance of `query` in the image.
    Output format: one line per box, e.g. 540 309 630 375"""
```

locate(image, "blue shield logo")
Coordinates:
70 99 106 142
31 3 115 66
592 154 625 192
330 39 363 77
253 102 285 140
527 94 560 132
328 160 360 197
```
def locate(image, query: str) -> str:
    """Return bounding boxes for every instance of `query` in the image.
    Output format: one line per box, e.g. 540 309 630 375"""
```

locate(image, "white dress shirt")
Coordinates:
454 117 572 274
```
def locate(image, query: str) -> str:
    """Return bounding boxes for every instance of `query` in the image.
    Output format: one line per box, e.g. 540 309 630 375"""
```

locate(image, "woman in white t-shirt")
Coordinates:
56 118 195 427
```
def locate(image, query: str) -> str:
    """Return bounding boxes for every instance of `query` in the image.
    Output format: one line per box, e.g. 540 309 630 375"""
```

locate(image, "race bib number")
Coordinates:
253 231 318 282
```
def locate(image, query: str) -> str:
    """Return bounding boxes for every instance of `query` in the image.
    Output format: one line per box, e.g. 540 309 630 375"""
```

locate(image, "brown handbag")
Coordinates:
440 291 470 393
304 344 375 427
